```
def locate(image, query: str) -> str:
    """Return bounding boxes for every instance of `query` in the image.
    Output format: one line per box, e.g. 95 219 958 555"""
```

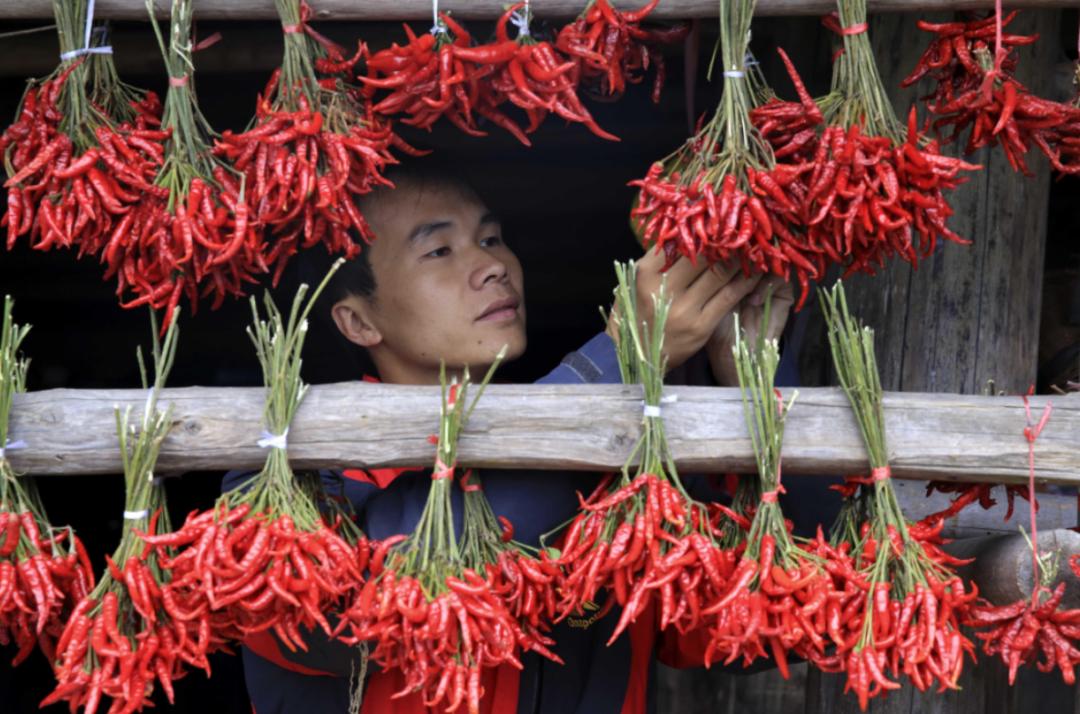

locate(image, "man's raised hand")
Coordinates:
607 249 763 372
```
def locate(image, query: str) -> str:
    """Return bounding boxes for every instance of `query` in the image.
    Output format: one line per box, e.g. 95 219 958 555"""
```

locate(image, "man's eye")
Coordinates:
424 246 451 258
480 236 502 248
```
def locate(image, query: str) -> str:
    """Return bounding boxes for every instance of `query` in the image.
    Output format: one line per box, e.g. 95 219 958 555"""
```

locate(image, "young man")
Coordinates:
225 164 798 713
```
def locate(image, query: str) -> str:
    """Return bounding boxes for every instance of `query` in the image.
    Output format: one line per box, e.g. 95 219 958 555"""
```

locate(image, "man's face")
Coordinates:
353 181 527 379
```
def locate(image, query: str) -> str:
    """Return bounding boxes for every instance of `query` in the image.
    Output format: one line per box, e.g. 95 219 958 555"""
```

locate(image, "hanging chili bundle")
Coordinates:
140 262 364 653
748 48 824 167
555 0 685 104
0 296 95 668
819 284 977 709
1 1 164 258
702 316 830 677
44 311 196 714
359 12 487 137
628 0 815 307
964 394 1080 685
458 470 564 665
813 0 980 281
902 10 1080 176
108 0 256 331
338 350 531 714
470 3 619 143
213 0 399 290
553 262 733 644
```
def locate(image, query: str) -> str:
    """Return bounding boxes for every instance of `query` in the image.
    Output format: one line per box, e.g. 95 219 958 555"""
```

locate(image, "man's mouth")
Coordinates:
476 297 520 323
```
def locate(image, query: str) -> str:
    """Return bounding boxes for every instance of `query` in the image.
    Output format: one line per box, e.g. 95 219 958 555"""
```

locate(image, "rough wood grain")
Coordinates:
5 384 1078 480
4 0 1078 21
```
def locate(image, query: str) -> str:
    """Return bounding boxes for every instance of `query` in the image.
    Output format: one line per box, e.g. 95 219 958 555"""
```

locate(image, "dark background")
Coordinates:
0 10 1077 713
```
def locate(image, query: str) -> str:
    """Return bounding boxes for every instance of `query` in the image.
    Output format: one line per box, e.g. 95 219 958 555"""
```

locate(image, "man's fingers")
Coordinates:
661 256 713 293
681 263 734 311
744 275 794 307
701 273 763 326
630 250 708 295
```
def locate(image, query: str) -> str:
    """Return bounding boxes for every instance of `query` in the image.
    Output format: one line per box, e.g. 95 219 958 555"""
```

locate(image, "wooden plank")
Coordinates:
3 0 1078 21
5 383 1079 480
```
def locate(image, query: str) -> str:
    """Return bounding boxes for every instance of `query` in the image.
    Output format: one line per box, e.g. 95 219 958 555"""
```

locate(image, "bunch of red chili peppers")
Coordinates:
358 12 486 137
214 0 402 289
338 351 551 713
0 3 165 265
0 297 95 670
46 313 201 714
810 0 979 281
557 0 686 104
701 325 830 677
459 470 565 666
903 10 1080 176
630 0 814 305
552 263 732 645
817 285 978 707
630 0 980 313
358 0 687 143
961 395 1080 685
139 268 366 663
97 0 251 332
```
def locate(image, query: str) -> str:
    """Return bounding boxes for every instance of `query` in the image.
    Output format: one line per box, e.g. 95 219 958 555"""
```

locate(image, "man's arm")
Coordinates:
536 331 622 386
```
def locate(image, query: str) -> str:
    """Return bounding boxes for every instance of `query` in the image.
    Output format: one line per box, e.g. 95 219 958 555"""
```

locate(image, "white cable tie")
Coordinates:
429 0 444 35
642 395 677 418
123 509 149 520
257 429 289 450
723 70 745 78
59 0 112 61
59 46 113 60
0 439 27 460
510 8 531 37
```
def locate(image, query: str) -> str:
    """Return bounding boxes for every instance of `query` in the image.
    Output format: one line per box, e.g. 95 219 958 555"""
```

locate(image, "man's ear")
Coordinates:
331 296 383 348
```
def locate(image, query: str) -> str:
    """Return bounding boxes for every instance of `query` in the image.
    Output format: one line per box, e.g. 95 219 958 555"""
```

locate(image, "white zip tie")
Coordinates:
59 0 112 60
0 439 27 460
511 2 531 38
723 70 745 78
257 429 289 450
123 509 149 520
429 0 445 35
642 394 678 418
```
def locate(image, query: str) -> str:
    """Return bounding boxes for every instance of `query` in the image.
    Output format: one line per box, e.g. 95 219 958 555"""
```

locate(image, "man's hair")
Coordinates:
325 158 482 305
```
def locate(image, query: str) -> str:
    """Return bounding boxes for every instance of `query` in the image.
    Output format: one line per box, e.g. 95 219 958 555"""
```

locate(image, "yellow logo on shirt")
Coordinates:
567 598 605 630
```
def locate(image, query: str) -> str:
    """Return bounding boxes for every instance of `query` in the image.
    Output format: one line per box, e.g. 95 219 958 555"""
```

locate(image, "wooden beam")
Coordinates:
6 384 1078 481
2 0 1078 21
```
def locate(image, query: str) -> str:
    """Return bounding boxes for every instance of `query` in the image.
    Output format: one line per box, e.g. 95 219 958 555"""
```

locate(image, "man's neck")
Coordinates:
371 356 474 386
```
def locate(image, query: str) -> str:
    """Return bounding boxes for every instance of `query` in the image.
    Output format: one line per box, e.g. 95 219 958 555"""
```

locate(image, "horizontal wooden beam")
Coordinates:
6 384 1079 483
2 0 1077 21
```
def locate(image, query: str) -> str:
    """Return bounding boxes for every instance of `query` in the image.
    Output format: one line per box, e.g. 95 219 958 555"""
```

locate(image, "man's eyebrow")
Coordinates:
407 220 453 244
479 212 500 226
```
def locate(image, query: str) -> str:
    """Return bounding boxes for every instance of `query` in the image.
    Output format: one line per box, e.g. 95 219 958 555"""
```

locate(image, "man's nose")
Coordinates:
469 248 510 289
